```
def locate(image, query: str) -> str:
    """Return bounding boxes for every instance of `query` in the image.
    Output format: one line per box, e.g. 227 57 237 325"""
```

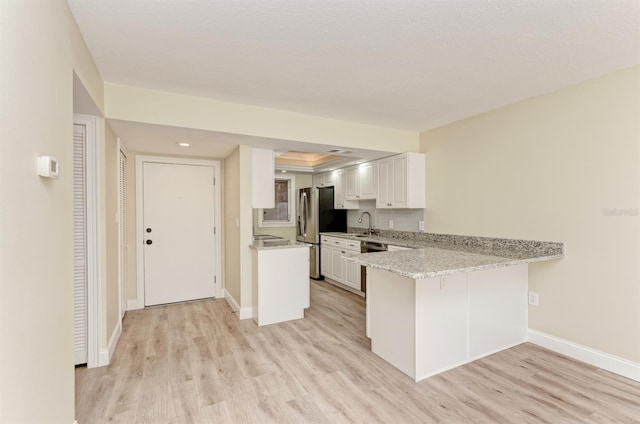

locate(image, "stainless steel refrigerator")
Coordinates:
297 186 347 279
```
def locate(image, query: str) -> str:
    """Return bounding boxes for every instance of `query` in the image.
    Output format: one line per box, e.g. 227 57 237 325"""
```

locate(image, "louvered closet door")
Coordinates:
73 124 88 365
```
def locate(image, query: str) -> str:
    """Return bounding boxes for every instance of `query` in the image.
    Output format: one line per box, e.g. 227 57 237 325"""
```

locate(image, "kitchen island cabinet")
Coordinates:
250 240 310 326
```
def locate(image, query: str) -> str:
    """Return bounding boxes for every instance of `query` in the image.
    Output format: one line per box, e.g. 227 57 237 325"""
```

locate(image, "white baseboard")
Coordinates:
528 329 640 382
223 289 253 320
127 299 142 311
98 320 122 367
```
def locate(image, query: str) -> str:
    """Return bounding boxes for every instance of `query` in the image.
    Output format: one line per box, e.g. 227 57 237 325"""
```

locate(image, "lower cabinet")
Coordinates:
320 235 361 291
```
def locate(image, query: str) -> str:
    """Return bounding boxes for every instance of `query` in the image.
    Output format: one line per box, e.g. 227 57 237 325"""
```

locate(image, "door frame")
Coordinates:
134 155 222 309
73 114 100 368
117 139 126 321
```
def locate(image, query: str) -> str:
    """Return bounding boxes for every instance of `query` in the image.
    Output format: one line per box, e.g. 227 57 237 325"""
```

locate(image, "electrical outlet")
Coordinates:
388 220 394 229
418 220 425 231
528 291 539 306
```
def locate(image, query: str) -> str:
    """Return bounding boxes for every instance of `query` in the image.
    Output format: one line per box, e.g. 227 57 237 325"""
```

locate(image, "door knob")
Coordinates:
146 240 153 245
146 228 152 233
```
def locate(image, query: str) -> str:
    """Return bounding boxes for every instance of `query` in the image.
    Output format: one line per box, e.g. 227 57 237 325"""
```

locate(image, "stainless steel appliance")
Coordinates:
297 186 347 279
360 240 388 293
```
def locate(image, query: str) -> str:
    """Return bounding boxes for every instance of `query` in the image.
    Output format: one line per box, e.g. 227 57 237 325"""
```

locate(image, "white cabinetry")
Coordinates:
314 172 335 188
251 148 275 208
376 152 425 209
334 169 359 209
345 162 375 201
320 235 361 291
251 245 310 326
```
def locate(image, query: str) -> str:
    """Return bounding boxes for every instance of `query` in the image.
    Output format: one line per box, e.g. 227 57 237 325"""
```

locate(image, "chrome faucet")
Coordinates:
358 211 373 235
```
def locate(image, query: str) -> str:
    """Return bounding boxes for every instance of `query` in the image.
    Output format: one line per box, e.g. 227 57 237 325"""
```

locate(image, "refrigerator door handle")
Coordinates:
302 192 308 236
297 194 303 237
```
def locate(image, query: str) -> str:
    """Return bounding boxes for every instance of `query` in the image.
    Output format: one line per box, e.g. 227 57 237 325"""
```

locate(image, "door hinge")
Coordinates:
214 276 217 284
213 177 216 185
214 227 216 235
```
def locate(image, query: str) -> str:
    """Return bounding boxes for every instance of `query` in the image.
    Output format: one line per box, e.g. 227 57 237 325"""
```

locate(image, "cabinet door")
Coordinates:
344 253 361 290
324 171 335 186
334 170 345 208
345 167 359 200
391 155 407 207
332 248 344 281
376 159 391 208
358 163 376 199
320 245 332 276
313 174 324 188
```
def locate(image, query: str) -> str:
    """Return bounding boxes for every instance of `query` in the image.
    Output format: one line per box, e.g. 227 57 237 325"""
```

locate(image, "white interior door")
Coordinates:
73 123 87 365
142 162 216 306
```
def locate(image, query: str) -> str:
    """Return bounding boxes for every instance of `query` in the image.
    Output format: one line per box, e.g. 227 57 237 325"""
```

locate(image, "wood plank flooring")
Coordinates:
76 281 640 423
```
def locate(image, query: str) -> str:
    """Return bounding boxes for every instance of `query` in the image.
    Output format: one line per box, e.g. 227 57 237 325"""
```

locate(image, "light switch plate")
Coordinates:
418 220 425 231
388 220 394 229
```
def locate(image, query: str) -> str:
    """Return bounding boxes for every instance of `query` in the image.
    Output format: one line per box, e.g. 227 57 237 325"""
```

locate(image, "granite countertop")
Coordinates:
250 240 310 250
321 232 564 279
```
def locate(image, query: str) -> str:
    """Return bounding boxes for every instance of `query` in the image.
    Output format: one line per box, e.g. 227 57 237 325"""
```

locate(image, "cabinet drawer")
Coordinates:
321 236 331 244
345 240 361 251
329 238 346 248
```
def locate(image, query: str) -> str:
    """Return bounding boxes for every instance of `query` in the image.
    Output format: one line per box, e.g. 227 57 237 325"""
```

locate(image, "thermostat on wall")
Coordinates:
38 156 59 178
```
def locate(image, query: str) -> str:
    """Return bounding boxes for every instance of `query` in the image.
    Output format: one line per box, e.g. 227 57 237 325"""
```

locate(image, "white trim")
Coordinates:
98 320 122 367
135 155 223 307
223 289 253 320
73 114 100 369
528 329 640 382
117 139 125 321
127 299 141 311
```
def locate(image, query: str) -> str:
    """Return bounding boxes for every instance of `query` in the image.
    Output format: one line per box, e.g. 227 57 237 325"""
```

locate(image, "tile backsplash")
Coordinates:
346 200 425 232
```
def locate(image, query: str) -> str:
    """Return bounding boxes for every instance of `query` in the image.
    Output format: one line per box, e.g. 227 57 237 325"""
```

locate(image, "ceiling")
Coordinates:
68 0 640 132
109 119 392 168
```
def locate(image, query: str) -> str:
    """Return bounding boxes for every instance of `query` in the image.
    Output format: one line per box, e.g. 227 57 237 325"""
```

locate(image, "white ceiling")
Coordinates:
68 0 640 132
109 119 392 164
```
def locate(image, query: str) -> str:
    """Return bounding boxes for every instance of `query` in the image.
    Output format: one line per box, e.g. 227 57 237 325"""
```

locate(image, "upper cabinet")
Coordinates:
345 162 376 201
376 152 425 209
252 148 275 208
313 171 334 188
334 169 359 209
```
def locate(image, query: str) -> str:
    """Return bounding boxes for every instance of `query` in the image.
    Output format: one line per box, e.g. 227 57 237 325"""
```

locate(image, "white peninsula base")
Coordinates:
251 244 310 326
367 264 528 381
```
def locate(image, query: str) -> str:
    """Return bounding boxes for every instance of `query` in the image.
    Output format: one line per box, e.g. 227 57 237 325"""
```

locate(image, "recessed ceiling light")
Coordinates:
177 142 190 147
281 170 287 173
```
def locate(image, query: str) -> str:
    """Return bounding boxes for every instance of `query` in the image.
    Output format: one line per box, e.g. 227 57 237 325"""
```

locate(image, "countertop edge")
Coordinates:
347 252 564 279
250 242 311 251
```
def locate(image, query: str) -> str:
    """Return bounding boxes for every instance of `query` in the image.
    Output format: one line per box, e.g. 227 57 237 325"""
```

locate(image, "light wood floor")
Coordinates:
76 281 640 423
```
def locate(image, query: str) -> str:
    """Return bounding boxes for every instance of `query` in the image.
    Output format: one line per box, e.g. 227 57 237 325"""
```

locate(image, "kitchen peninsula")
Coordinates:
347 232 564 381
250 239 310 326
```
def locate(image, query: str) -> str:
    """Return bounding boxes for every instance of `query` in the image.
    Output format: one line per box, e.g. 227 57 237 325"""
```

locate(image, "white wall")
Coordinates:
420 66 640 363
0 0 104 421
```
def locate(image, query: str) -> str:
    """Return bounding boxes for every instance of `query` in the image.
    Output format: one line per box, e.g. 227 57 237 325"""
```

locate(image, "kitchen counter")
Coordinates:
250 240 310 250
322 231 563 279
330 230 565 382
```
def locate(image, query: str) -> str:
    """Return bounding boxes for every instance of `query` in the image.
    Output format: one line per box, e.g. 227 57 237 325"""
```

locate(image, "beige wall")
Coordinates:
222 146 254 309
105 123 120 343
419 66 640 362
0 0 104 421
224 148 242 302
253 173 313 240
104 83 419 153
